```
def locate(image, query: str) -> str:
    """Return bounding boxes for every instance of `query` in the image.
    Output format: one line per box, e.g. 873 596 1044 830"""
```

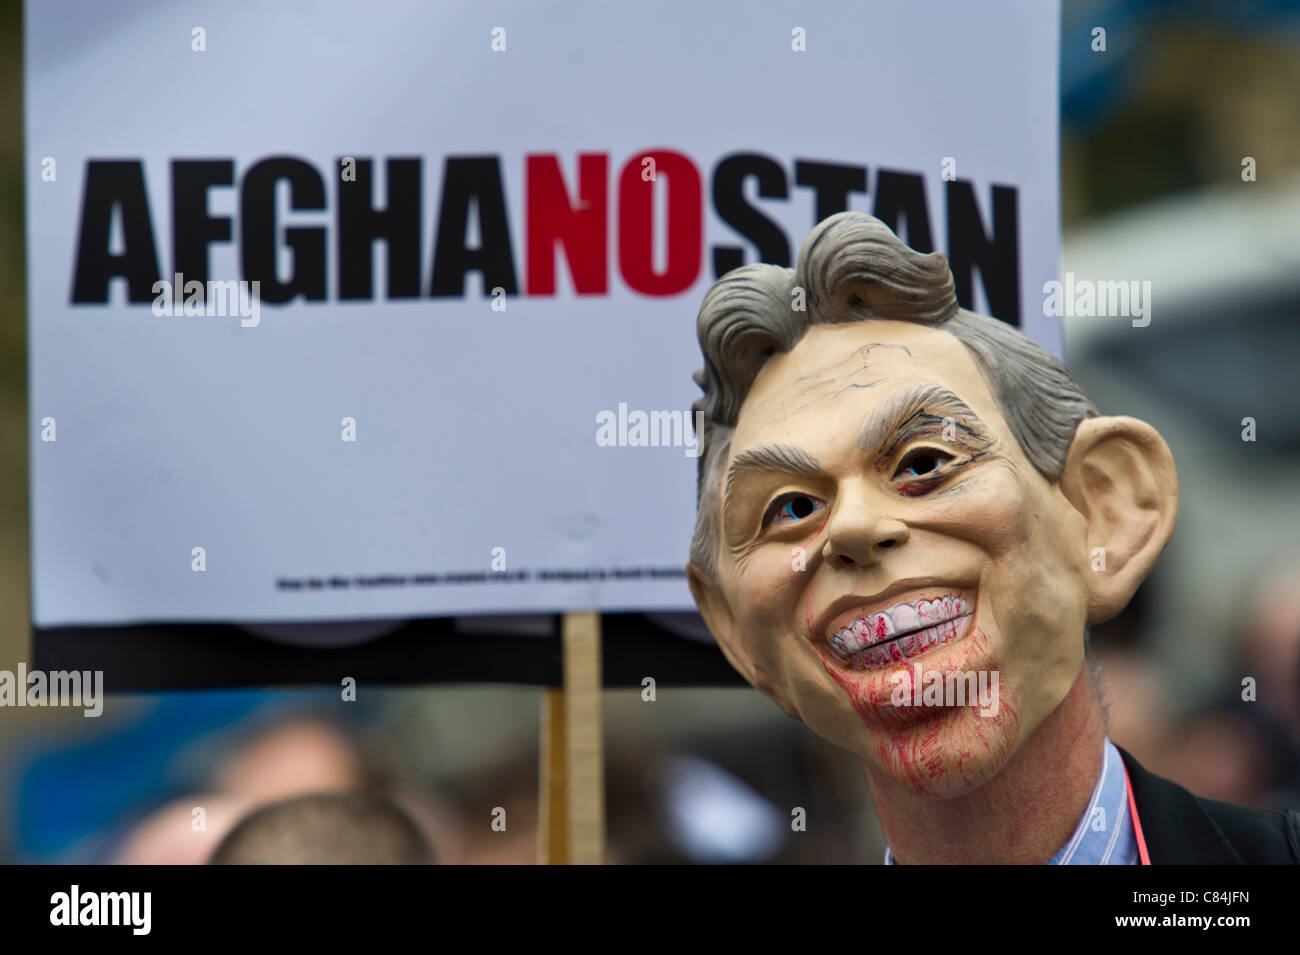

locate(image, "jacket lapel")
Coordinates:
1117 745 1244 864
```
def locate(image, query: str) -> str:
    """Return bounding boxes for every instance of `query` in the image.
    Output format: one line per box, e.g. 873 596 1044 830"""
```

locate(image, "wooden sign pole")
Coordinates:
539 611 605 864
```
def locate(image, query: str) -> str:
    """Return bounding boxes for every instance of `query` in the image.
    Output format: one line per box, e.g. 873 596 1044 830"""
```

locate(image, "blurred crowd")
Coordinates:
1093 561 1300 815
0 683 887 864
1 558 1296 865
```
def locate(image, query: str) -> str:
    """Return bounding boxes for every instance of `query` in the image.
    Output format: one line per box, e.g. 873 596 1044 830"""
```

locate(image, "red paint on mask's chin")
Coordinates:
820 625 1021 794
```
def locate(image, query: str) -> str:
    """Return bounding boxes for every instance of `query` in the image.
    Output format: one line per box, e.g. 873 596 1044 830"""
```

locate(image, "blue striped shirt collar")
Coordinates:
883 736 1138 865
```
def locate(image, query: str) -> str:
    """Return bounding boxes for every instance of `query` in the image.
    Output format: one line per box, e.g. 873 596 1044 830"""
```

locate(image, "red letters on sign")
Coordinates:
525 151 703 297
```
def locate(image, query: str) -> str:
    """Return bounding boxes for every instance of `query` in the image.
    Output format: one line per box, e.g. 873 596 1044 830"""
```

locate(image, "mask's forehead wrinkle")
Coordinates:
744 341 914 426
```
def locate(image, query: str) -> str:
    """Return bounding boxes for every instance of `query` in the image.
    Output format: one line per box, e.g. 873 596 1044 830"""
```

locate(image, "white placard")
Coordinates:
26 0 1061 626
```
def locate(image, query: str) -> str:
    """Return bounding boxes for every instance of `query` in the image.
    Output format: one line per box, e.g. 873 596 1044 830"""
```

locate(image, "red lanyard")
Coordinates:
1121 760 1152 865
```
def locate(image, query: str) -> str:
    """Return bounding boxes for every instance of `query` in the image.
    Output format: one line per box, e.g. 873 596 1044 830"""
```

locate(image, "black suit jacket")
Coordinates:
1118 745 1300 864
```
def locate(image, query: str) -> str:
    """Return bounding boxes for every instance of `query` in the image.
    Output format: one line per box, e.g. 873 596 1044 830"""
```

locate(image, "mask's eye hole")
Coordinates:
763 493 825 528
893 447 956 481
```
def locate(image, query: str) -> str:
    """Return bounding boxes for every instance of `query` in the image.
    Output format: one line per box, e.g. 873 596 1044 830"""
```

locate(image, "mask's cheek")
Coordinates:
982 487 1090 746
725 550 814 709
731 547 805 644
935 463 1038 559
789 654 879 759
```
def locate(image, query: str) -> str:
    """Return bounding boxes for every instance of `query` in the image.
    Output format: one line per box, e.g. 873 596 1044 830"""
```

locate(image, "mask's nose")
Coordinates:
821 483 910 568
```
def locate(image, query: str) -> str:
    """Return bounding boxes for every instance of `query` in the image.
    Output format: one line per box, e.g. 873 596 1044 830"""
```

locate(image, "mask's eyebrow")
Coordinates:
724 443 820 503
857 382 994 458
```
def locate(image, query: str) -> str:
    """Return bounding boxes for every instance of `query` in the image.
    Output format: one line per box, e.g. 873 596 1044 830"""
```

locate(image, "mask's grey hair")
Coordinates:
689 211 1097 581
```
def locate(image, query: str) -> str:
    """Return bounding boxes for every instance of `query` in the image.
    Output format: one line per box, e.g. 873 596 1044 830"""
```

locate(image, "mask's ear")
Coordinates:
1058 416 1179 626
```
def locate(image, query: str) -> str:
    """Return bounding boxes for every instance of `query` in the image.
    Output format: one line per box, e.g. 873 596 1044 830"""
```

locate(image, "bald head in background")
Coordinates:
209 791 436 865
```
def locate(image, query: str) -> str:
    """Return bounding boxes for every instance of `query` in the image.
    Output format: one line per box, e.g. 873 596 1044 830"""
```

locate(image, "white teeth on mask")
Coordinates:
916 599 934 624
851 626 868 652
892 603 920 633
834 628 853 653
824 593 976 667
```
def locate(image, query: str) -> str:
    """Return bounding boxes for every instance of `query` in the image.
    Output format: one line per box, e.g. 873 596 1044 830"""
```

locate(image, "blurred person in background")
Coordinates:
112 717 372 864
209 791 436 865
1162 561 1300 811
1163 705 1300 811
1093 646 1175 776
1237 561 1300 738
109 715 458 865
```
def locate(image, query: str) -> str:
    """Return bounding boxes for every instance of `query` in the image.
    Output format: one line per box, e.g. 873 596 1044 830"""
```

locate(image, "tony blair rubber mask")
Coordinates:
686 212 1178 798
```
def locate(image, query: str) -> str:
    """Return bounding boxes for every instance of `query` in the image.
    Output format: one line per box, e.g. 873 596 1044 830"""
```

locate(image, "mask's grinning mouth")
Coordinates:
825 594 974 669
